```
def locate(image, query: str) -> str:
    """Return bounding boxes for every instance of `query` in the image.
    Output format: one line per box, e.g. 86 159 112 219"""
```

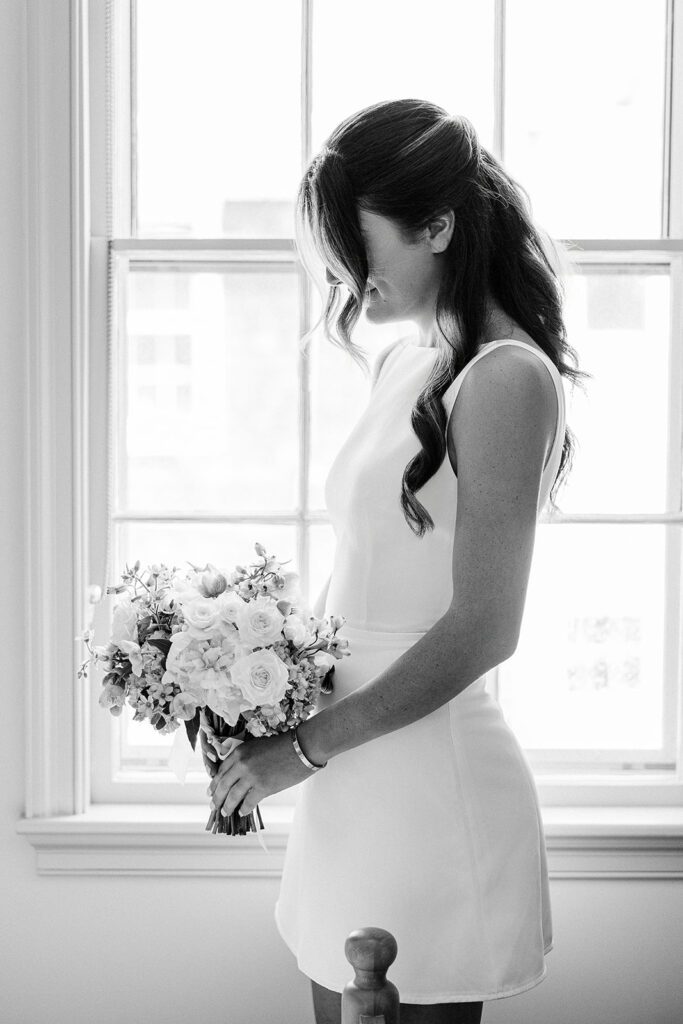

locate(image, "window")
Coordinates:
18 0 683 876
87 0 683 808
91 0 499 804
497 0 682 798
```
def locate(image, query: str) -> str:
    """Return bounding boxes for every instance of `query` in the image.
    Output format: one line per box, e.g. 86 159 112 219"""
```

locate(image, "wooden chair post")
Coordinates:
341 927 400 1024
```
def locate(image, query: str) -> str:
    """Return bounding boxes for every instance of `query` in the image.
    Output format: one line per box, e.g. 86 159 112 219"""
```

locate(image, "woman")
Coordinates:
207 99 587 1023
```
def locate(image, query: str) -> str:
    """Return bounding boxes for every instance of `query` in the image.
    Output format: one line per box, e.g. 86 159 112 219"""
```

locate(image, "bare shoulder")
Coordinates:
447 341 558 482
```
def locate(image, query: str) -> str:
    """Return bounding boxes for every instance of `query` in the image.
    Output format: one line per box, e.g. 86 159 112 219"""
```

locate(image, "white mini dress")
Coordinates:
274 337 565 1003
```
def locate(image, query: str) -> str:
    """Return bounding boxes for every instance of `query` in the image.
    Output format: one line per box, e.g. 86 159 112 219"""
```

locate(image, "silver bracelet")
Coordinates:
292 726 327 772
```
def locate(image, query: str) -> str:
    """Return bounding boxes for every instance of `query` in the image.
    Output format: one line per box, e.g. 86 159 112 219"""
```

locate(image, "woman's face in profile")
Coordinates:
356 208 447 331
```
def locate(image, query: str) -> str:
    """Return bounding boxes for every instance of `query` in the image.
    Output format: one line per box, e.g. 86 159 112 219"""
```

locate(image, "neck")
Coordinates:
415 301 517 349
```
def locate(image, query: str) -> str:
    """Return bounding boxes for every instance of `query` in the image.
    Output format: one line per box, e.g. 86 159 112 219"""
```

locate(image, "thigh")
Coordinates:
311 979 341 1024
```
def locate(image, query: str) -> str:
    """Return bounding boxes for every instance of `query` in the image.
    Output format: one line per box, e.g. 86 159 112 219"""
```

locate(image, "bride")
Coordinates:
206 98 585 1024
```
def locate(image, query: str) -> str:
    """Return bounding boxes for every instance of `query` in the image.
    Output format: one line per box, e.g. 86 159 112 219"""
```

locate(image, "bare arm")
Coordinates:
297 346 557 764
298 611 509 762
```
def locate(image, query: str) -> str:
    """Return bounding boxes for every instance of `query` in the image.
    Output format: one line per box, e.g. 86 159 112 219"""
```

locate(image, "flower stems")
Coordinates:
204 804 262 836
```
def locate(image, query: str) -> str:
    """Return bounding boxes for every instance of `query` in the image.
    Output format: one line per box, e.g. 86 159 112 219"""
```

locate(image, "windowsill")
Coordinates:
16 804 683 878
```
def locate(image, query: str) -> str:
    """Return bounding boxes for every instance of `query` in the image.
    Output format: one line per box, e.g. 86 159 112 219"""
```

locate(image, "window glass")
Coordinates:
135 0 301 237
505 0 667 237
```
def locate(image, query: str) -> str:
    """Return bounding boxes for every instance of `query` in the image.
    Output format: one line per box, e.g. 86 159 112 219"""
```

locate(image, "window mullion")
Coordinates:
106 0 132 237
296 0 314 603
664 0 683 238
493 0 505 161
671 252 683 780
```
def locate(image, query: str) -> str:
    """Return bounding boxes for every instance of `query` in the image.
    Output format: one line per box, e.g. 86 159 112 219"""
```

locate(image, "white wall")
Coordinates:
2 3 682 1022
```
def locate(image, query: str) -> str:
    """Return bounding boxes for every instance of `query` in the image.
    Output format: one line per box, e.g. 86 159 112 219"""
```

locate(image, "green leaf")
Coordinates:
183 707 201 752
146 636 171 658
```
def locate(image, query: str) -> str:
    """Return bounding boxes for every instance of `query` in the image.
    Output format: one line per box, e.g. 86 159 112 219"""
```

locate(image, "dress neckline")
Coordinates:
399 337 554 363
401 337 520 352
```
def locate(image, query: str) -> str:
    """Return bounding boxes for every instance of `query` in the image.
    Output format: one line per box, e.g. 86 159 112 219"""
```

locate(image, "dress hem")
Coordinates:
274 902 553 1005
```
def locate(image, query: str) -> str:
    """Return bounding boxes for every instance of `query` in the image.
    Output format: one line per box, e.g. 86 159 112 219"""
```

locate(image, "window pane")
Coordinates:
311 0 494 153
135 0 301 237
505 0 667 237
559 265 671 513
498 524 668 756
120 264 300 512
115 519 298 572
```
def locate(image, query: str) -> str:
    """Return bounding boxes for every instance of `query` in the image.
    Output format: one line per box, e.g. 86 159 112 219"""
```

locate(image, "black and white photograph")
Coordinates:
4 1 683 1022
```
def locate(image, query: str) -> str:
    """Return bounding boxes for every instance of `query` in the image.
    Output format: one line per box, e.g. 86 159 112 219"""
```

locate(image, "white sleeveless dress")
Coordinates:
274 337 565 1004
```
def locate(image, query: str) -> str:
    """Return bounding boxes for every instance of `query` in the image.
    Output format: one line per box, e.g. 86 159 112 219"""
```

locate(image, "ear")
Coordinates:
426 209 455 254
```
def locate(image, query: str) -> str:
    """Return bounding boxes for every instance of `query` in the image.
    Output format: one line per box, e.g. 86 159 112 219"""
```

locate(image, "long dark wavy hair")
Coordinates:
294 98 590 537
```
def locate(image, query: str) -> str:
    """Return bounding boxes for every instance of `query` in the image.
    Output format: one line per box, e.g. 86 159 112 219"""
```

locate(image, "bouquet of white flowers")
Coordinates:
78 542 350 837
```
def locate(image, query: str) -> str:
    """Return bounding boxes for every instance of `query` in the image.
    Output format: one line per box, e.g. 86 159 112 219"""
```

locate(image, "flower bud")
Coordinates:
199 568 228 598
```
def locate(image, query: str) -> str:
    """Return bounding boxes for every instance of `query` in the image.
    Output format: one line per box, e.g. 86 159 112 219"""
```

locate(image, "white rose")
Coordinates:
230 649 291 708
111 595 138 648
235 595 285 648
181 596 220 637
214 590 248 632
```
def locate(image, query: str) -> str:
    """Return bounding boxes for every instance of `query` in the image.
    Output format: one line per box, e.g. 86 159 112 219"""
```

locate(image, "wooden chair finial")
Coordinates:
342 927 400 1024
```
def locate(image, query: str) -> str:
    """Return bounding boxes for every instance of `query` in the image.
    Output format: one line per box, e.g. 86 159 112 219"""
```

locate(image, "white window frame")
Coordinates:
17 0 683 876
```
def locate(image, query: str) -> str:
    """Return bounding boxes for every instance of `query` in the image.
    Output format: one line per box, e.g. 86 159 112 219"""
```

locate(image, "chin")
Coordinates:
363 300 395 323
364 310 394 326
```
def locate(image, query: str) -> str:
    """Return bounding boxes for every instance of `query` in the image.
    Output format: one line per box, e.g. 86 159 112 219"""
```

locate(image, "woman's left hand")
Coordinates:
207 729 317 819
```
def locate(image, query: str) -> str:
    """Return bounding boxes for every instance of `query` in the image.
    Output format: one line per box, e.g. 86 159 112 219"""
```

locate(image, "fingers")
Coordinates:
209 758 242 808
201 743 217 775
217 781 254 820
237 791 257 818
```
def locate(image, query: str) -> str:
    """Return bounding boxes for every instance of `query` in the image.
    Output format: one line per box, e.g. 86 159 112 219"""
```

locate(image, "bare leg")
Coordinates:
311 980 341 1024
311 981 483 1024
399 1000 483 1023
